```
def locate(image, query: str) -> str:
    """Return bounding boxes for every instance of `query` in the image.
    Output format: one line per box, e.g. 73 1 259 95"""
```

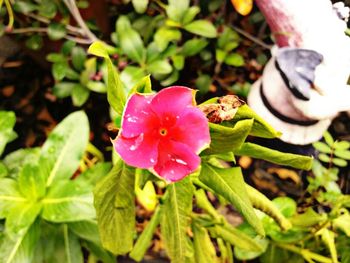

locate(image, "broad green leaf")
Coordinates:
154 27 182 52
65 68 80 80
41 180 95 222
192 223 217 263
130 207 161 261
48 23 66 41
333 213 350 236
3 148 40 178
71 46 87 71
235 142 313 170
94 160 135 255
313 142 332 154
117 16 145 64
181 38 209 56
147 59 172 75
132 0 149 13
208 224 264 252
72 84 90 107
88 41 109 58
18 164 45 200
204 119 254 155
199 163 264 235
231 105 281 138
247 186 291 230
184 20 217 38
0 111 16 156
129 75 153 95
161 177 194 263
41 111 89 186
0 220 40 263
0 178 26 219
224 53 245 66
62 225 84 263
69 220 100 244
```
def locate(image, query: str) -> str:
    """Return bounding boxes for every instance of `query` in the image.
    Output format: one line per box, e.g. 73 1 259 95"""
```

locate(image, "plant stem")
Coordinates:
231 25 272 50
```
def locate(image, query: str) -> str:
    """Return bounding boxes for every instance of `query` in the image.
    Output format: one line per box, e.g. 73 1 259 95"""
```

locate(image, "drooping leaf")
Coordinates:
161 177 194 263
130 207 161 261
234 142 313 170
94 160 136 255
192 223 218 263
41 180 95 222
199 163 264 235
41 111 89 186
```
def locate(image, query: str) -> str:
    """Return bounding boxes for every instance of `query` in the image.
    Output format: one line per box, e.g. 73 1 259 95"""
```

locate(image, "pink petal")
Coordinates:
113 133 159 169
121 93 159 138
169 107 211 153
151 86 195 118
153 140 200 182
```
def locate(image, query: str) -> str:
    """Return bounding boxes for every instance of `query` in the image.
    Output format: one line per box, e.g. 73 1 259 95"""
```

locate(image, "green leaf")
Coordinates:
319 153 331 163
120 65 146 92
208 224 264 252
161 177 194 263
184 20 217 38
48 23 67 40
333 213 350 236
46 53 66 63
88 41 109 58
232 104 281 138
13 1 38 13
147 59 172 75
18 163 45 200
313 142 332 154
41 111 89 186
332 157 347 167
199 163 264 235
195 74 211 94
71 46 87 71
0 220 40 263
0 162 7 178
192 223 217 263
52 82 75 98
41 180 95 222
291 208 327 227
76 162 112 186
132 0 149 13
218 26 240 51
86 81 107 93
319 228 338 263
334 150 350 160
323 131 334 146
235 142 313 170
52 62 68 81
117 16 145 64
3 148 40 178
25 35 43 50
203 119 254 155
154 27 182 52
172 55 185 70
62 225 84 263
224 53 245 67
181 38 209 56
62 41 76 56
0 178 26 219
334 141 350 150
72 84 90 107
182 6 200 25
93 160 135 255
69 220 100 244
130 207 161 261
160 69 179 86
129 75 153 95
246 186 291 230
272 197 296 218
260 244 304 263
38 0 57 18
216 49 226 63
0 111 16 156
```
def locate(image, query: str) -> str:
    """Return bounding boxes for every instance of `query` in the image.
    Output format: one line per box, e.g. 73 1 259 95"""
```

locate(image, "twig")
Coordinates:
231 25 272 50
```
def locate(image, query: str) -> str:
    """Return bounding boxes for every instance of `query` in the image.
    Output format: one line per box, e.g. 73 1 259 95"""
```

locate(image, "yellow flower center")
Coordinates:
159 128 168 136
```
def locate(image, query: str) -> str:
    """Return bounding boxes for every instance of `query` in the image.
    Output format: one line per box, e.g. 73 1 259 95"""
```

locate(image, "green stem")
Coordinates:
4 0 14 29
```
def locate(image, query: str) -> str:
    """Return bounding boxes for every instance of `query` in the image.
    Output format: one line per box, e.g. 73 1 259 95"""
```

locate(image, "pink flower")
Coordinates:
113 86 211 182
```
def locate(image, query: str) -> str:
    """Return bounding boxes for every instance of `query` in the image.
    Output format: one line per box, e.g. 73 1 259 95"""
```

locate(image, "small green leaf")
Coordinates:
182 6 200 25
272 197 296 218
319 153 331 163
3 148 40 178
235 142 313 170
48 23 67 40
195 74 211 94
38 0 57 18
26 35 43 50
172 55 185 70
86 81 107 93
71 46 87 71
334 150 350 160
129 75 153 95
72 84 90 107
13 1 38 13
332 158 347 167
334 141 350 150
147 59 172 75
41 180 95 222
52 82 75 98
291 208 327 227
161 177 194 263
216 49 226 63
333 213 350 236
199 163 264 235
41 111 89 186
130 207 161 261
94 160 135 255
184 20 217 38
323 131 334 146
154 27 181 52
62 40 76 55
88 41 109 58
181 38 209 56
313 142 332 154
46 53 66 63
132 0 149 13
52 62 68 81
224 53 245 67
